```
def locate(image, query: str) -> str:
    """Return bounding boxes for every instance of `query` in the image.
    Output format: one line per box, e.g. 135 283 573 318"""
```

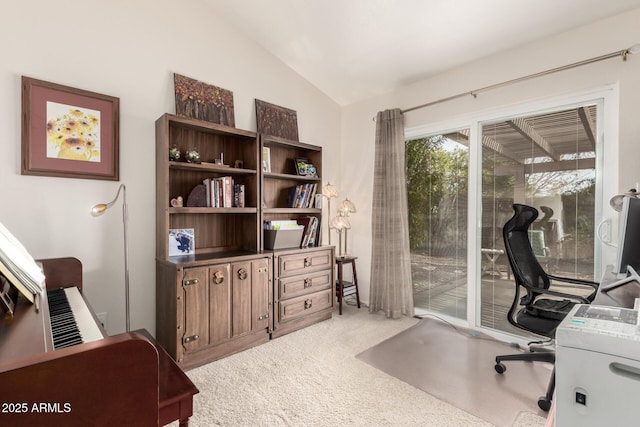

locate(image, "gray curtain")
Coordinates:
369 109 414 318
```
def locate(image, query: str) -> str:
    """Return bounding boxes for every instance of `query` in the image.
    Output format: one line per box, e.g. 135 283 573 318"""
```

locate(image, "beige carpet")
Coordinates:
176 307 547 426
357 316 551 427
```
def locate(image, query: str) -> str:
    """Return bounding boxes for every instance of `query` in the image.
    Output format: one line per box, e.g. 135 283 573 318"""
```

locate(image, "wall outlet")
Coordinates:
96 312 107 329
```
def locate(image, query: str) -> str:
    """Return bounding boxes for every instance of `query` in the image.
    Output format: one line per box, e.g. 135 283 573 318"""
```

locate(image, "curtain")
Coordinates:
369 109 414 318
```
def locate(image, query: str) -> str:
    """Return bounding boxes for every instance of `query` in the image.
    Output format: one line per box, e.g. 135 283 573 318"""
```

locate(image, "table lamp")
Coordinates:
330 215 350 257
322 183 338 245
337 197 356 256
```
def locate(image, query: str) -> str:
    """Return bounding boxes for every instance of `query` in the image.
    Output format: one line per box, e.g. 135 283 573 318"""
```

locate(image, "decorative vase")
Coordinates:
185 148 200 163
169 145 181 161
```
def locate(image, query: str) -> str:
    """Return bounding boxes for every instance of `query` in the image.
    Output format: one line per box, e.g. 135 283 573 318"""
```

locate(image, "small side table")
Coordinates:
335 256 360 315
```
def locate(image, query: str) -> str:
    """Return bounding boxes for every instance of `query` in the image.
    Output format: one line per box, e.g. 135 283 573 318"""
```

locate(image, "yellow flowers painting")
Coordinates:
46 101 101 162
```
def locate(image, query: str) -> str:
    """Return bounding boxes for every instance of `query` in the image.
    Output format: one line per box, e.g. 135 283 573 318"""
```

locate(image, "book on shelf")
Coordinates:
234 184 245 208
264 219 301 230
0 221 45 304
297 216 320 248
286 183 318 209
202 176 245 208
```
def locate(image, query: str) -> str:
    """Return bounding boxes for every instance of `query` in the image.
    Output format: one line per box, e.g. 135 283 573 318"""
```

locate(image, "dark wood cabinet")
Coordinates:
156 114 333 368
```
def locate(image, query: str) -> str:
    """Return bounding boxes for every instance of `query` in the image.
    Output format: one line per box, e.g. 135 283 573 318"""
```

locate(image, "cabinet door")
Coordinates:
252 258 271 331
209 264 231 346
182 267 209 352
232 261 253 337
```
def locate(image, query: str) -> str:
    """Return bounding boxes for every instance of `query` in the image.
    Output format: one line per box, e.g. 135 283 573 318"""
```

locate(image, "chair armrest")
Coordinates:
547 273 599 289
528 286 591 304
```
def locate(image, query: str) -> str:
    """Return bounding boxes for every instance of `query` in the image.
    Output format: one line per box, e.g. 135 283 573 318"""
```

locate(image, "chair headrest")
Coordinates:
506 204 539 232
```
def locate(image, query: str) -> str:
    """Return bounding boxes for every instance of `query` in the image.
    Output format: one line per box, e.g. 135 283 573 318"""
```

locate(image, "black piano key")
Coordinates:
47 288 84 350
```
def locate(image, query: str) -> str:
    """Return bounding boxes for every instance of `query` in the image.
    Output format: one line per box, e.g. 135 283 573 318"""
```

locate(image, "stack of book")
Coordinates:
202 177 245 208
286 183 318 209
0 221 45 304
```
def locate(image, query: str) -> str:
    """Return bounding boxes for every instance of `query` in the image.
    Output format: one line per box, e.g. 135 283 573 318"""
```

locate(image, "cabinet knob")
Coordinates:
183 334 199 344
212 270 225 284
237 268 248 280
304 299 313 310
303 278 312 288
304 257 312 267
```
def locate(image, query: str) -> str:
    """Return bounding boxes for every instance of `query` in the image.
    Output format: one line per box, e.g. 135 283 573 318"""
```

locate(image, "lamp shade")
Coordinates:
330 215 350 230
337 197 356 215
322 182 338 199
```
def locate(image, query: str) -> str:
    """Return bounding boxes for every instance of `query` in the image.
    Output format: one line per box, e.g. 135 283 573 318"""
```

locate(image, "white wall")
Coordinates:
341 9 640 305
0 0 341 335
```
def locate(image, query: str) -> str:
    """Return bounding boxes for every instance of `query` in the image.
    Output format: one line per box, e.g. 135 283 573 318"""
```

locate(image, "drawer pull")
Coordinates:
258 313 269 320
183 278 199 286
304 257 312 267
212 271 225 285
183 334 199 344
303 278 312 288
237 268 248 280
304 299 313 309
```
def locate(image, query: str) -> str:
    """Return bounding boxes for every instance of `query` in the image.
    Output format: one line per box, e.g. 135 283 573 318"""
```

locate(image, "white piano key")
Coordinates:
63 287 105 343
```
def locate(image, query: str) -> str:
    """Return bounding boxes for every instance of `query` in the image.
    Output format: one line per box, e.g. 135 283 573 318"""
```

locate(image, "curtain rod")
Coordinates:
375 43 639 120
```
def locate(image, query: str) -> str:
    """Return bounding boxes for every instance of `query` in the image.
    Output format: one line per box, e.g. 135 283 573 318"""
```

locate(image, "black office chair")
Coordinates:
494 204 599 411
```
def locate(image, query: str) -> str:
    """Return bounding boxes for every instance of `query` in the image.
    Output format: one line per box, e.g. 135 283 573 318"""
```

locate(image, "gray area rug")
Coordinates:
357 316 551 427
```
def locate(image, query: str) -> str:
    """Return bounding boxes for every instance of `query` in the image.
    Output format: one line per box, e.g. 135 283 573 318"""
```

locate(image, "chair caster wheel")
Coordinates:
494 363 506 374
538 397 552 412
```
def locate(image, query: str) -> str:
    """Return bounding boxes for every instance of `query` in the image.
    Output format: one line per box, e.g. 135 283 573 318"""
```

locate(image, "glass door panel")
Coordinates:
480 105 597 335
406 131 469 319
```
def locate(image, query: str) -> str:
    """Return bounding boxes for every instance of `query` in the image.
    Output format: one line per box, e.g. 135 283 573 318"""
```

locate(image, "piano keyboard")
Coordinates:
47 287 105 349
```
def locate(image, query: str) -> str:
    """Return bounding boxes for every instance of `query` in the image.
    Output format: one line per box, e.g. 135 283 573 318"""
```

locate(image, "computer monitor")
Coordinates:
602 196 640 292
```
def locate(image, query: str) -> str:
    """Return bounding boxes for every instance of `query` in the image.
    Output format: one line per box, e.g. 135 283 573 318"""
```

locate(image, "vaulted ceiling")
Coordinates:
206 0 640 105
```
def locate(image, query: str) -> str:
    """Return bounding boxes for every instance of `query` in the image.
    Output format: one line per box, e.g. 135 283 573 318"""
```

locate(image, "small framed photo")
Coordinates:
21 76 119 180
262 146 271 172
294 157 317 177
169 228 195 256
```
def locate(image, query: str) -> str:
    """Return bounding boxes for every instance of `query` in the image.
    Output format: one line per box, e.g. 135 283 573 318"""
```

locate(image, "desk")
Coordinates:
593 266 640 308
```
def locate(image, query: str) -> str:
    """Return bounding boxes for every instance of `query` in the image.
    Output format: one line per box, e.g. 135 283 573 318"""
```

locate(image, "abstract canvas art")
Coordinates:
174 73 235 126
255 99 299 141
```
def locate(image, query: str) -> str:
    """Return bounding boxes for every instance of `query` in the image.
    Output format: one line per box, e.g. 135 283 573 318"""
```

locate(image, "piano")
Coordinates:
0 257 198 426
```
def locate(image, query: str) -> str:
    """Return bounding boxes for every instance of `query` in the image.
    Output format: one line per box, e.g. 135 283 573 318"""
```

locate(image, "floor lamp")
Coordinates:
91 184 130 332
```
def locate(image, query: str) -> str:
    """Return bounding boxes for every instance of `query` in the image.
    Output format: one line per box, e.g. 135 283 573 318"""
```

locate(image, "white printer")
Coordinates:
555 303 640 426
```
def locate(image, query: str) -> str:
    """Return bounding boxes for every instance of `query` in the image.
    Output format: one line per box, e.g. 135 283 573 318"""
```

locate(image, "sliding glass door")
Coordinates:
406 89 612 337
406 131 469 319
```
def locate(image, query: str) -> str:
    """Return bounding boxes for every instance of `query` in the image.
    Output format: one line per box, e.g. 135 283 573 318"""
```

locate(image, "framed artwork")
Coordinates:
174 73 235 126
262 147 271 172
169 228 195 256
294 157 318 177
255 99 299 141
21 76 120 181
